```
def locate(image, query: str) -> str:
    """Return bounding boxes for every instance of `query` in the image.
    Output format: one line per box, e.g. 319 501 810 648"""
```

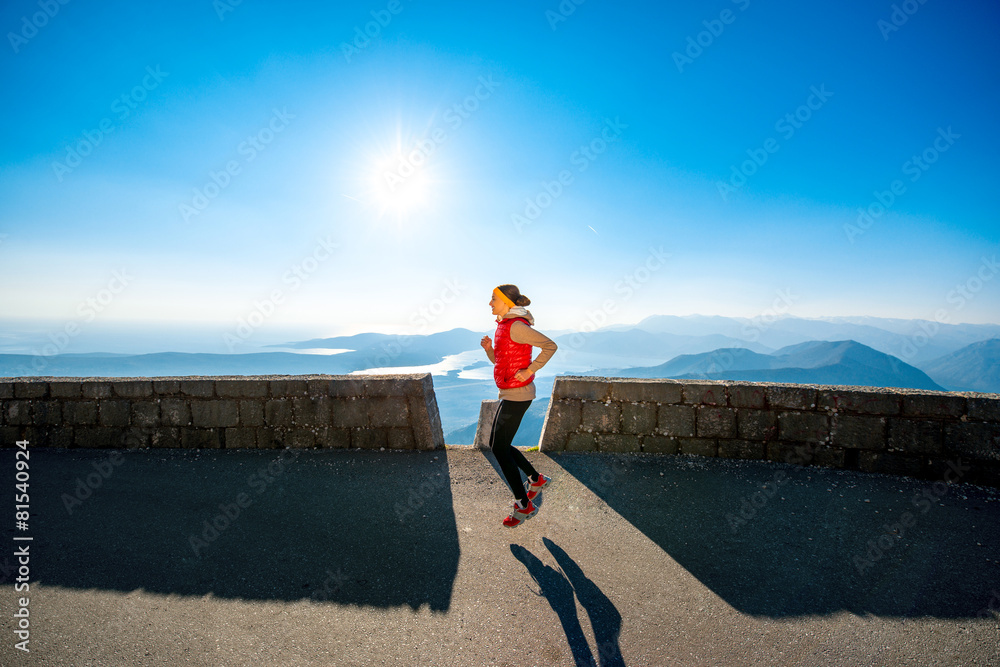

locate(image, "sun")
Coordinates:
369 153 431 216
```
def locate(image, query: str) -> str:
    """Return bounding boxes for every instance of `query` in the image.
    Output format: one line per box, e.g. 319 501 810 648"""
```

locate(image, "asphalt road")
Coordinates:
1 446 998 666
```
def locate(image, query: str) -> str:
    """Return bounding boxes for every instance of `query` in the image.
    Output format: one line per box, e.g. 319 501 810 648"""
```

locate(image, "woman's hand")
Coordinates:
513 368 532 383
480 335 493 351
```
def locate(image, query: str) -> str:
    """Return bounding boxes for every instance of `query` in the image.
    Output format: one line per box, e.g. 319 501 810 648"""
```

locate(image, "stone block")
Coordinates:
161 399 191 427
318 427 352 449
0 383 12 399
388 427 416 449
554 378 611 401
131 401 160 428
767 386 817 410
151 427 181 448
697 407 736 439
409 393 445 450
120 426 151 448
641 435 679 454
48 426 75 448
286 428 316 449
270 379 308 396
888 418 943 455
581 401 621 433
718 439 766 459
831 415 887 451
113 380 153 398
621 402 657 435
737 409 778 441
368 397 410 428
363 377 420 397
265 399 294 427
180 380 215 398
17 426 47 447
82 383 112 399
238 400 263 427
99 400 130 427
539 401 576 451
64 401 98 425
328 378 367 397
305 379 328 396
766 442 797 465
729 384 766 409
257 428 286 449
75 427 119 448
858 451 923 477
34 401 62 426
657 405 695 437
152 380 180 395
191 400 238 428
596 434 640 453
811 446 847 468
817 389 899 415
609 380 682 404
943 422 1000 461
407 374 435 398
352 427 388 449
967 396 1000 423
475 400 500 449
566 432 597 451
216 380 269 398
293 396 332 426
48 382 81 399
679 438 717 457
14 383 47 399
331 398 367 428
682 383 727 406
225 427 257 448
181 428 221 448
778 412 829 443
902 394 966 418
4 401 31 426
0 426 23 444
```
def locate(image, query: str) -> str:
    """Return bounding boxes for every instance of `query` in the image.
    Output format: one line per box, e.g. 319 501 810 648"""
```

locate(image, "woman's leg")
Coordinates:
489 400 537 504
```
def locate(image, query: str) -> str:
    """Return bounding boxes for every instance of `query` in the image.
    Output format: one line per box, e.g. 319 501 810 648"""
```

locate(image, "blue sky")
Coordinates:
1 0 998 348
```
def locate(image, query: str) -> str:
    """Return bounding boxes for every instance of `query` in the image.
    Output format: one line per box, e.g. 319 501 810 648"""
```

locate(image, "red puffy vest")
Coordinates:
493 317 535 389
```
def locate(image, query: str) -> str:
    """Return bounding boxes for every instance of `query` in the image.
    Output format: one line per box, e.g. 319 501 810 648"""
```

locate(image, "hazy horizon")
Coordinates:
2 311 998 357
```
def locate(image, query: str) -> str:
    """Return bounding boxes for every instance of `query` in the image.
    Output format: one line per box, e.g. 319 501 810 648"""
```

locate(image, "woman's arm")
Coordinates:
509 322 557 374
480 335 496 364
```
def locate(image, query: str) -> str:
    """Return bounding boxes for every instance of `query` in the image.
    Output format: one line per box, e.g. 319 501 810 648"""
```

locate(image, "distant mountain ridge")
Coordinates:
922 338 1000 393
633 314 1000 364
595 340 944 391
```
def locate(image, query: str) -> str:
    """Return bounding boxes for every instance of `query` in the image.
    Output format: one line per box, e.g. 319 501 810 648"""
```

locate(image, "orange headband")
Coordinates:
493 287 516 308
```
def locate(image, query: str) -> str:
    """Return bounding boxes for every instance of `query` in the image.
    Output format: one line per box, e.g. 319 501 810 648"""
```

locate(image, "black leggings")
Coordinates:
489 399 539 505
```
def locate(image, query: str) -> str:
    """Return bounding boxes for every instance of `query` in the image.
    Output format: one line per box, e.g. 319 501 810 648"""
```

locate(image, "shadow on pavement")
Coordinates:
551 451 1000 619
9 449 460 610
511 538 625 667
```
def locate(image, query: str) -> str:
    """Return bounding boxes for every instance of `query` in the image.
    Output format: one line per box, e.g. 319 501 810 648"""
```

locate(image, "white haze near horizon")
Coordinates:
1 313 998 359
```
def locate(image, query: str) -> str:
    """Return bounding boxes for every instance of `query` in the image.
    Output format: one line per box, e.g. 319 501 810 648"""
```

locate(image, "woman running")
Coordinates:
480 284 558 527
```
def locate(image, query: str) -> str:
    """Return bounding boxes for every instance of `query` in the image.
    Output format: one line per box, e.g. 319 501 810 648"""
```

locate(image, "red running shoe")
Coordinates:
524 473 551 501
502 499 538 528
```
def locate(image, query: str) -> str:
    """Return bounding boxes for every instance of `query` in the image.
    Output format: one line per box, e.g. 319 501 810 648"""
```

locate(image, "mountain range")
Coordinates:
598 340 944 391
2 314 997 443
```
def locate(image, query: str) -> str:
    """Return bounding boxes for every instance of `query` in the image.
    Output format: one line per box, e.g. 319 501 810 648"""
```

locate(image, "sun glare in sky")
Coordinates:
369 151 432 217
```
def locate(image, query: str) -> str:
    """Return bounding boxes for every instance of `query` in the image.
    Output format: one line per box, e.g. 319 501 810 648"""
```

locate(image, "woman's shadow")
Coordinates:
511 537 625 667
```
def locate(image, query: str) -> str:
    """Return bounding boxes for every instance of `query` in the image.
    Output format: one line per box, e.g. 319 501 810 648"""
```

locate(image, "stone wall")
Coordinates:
539 377 1000 487
0 374 445 450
